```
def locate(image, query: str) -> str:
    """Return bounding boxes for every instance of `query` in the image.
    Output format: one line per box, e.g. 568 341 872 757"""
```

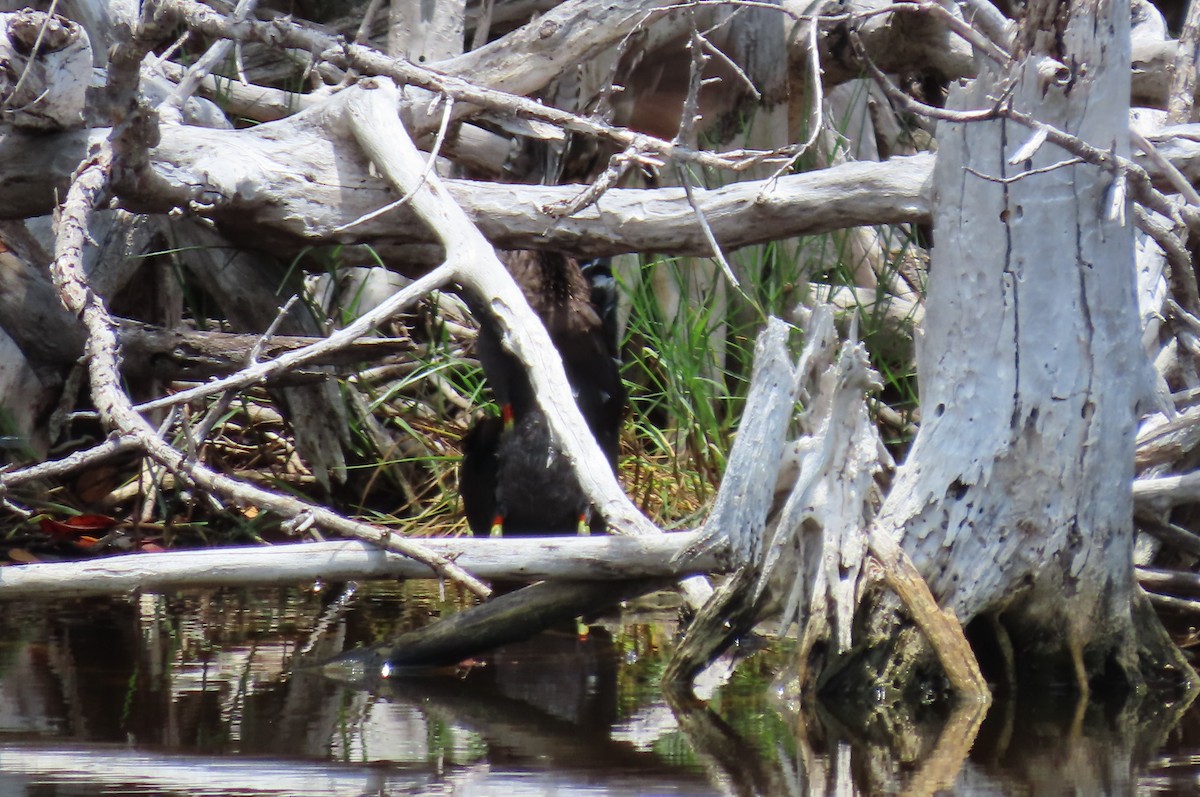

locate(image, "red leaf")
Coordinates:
140 542 166 553
39 514 117 538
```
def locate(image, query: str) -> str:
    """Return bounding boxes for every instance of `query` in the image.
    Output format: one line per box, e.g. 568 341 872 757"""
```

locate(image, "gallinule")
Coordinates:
461 251 624 536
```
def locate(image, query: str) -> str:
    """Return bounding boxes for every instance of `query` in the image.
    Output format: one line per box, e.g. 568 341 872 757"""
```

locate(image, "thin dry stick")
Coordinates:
165 0 260 113
669 11 746 295
3 0 60 112
674 7 709 148
1137 206 1200 322
469 0 496 50
189 294 302 451
0 436 141 489
760 11 825 189
355 0 387 44
48 146 492 598
541 144 649 219
674 162 750 298
1133 129 1200 207
926 0 1011 66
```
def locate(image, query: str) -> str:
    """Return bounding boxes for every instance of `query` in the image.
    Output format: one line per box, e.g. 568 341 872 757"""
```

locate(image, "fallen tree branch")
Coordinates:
1134 470 1200 509
0 535 716 599
118 321 412 380
1137 517 1200 558
0 123 935 257
155 0 771 174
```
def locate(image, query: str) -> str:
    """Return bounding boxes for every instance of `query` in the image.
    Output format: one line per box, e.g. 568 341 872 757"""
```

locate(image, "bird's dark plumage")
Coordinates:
461 251 625 536
459 413 504 535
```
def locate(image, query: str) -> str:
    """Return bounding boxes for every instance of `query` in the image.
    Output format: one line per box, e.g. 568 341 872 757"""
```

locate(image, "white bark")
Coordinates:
0 535 718 599
0 10 90 130
0 118 935 256
879 0 1142 661
389 0 464 63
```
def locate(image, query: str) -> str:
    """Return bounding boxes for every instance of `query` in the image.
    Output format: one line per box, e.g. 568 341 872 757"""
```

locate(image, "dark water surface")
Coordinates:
1 582 1199 796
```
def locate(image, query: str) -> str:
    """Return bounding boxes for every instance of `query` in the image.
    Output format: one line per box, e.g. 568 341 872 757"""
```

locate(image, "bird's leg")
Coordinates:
488 403 515 538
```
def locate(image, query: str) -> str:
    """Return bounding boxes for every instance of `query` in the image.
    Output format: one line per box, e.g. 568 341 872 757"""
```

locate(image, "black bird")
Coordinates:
461 251 625 536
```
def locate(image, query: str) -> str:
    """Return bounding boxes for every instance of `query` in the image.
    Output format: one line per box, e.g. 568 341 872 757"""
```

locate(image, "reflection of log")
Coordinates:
664 685 789 797
348 657 715 787
0 741 432 794
325 577 673 673
371 659 713 788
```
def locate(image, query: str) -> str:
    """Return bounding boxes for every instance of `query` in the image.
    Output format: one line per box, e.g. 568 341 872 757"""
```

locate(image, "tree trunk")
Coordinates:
840 0 1192 696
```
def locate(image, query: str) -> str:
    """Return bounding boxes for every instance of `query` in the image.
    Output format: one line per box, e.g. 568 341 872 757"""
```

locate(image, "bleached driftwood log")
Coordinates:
1 112 1197 266
0 118 934 258
0 535 717 599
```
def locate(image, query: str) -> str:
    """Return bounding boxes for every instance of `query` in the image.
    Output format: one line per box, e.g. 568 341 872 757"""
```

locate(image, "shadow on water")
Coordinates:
0 582 1198 795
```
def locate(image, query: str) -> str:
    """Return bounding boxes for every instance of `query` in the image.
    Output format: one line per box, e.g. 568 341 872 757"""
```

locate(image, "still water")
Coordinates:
1 581 1199 796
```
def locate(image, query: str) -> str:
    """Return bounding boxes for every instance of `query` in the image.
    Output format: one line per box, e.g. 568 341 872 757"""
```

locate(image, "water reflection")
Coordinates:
0 583 1196 795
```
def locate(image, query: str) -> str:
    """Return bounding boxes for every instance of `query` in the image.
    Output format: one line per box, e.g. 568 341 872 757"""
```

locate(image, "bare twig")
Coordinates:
469 0 496 50
925 0 1012 67
3 0 60 113
850 24 1200 318
760 7 824 188
675 6 710 148
848 27 1002 123
355 0 387 45
0 436 140 488
189 294 302 451
674 162 749 297
134 265 452 414
164 0 260 115
964 158 1083 184
1132 129 1200 206
541 145 663 219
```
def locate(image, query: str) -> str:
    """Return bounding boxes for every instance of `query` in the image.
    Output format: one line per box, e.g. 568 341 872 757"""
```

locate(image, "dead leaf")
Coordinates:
7 548 39 564
39 514 118 538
